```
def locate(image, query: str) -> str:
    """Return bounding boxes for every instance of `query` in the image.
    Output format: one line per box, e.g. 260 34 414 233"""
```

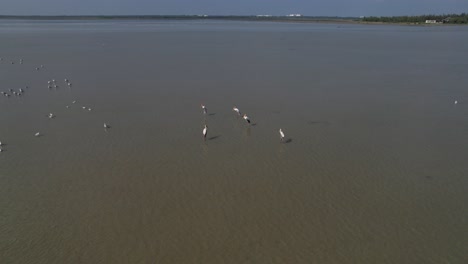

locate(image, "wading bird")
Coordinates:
243 114 251 124
203 125 208 140
233 106 241 116
201 104 207 114
279 128 285 142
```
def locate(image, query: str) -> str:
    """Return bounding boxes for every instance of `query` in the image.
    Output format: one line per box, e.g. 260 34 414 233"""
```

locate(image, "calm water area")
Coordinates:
0 20 467 263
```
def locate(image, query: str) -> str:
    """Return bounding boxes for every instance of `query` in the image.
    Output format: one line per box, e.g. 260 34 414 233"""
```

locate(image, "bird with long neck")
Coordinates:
201 104 207 115
243 114 251 124
203 124 208 140
279 128 285 142
233 106 241 116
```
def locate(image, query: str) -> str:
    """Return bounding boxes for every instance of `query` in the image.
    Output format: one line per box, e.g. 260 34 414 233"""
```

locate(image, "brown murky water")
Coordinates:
1 20 467 263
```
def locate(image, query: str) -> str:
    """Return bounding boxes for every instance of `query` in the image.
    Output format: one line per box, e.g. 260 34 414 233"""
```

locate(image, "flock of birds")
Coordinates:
0 57 111 153
1 56 285 154
0 56 461 153
200 104 285 142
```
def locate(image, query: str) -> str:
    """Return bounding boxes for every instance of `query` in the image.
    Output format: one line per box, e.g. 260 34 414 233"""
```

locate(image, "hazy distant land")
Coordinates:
0 14 467 24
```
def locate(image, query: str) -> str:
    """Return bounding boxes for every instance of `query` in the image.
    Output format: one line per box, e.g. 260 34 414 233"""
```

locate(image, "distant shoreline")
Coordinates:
0 15 464 26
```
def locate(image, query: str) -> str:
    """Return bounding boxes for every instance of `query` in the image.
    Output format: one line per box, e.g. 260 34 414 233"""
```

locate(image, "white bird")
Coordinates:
243 114 251 124
454 100 458 105
82 106 86 109
104 123 110 129
0 148 2 152
64 79 68 82
279 128 285 141
203 125 208 140
88 108 92 111
66 106 70 108
201 104 207 114
233 106 241 116
0 141 3 146
35 132 40 137
72 100 76 104
48 113 55 119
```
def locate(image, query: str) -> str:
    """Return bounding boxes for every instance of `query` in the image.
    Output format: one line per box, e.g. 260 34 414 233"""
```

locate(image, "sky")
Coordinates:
1 0 467 17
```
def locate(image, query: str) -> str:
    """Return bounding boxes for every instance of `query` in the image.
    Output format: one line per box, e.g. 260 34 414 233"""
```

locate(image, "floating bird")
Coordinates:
35 67 39 70
203 125 208 140
66 106 70 109
279 128 285 141
243 114 251 124
104 123 110 129
72 100 76 104
35 132 40 137
82 106 86 109
233 106 241 116
0 141 3 146
88 108 92 111
201 104 207 114
64 79 68 82
0 148 2 152
454 100 458 105
48 113 55 119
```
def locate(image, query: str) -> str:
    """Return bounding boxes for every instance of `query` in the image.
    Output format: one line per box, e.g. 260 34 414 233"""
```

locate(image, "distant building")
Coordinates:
425 20 437 24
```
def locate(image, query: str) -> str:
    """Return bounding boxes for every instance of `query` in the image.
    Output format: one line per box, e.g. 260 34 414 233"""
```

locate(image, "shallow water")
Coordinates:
1 20 467 263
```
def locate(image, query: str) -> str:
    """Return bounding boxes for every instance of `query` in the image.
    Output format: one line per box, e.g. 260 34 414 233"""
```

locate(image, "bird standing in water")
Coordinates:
203 125 208 140
243 114 251 124
233 106 241 116
201 104 207 115
279 128 285 142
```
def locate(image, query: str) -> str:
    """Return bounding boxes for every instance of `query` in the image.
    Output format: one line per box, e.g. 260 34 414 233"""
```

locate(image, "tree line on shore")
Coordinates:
361 13 468 24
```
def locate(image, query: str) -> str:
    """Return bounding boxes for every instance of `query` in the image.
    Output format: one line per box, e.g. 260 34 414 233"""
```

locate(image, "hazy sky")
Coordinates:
1 0 467 17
